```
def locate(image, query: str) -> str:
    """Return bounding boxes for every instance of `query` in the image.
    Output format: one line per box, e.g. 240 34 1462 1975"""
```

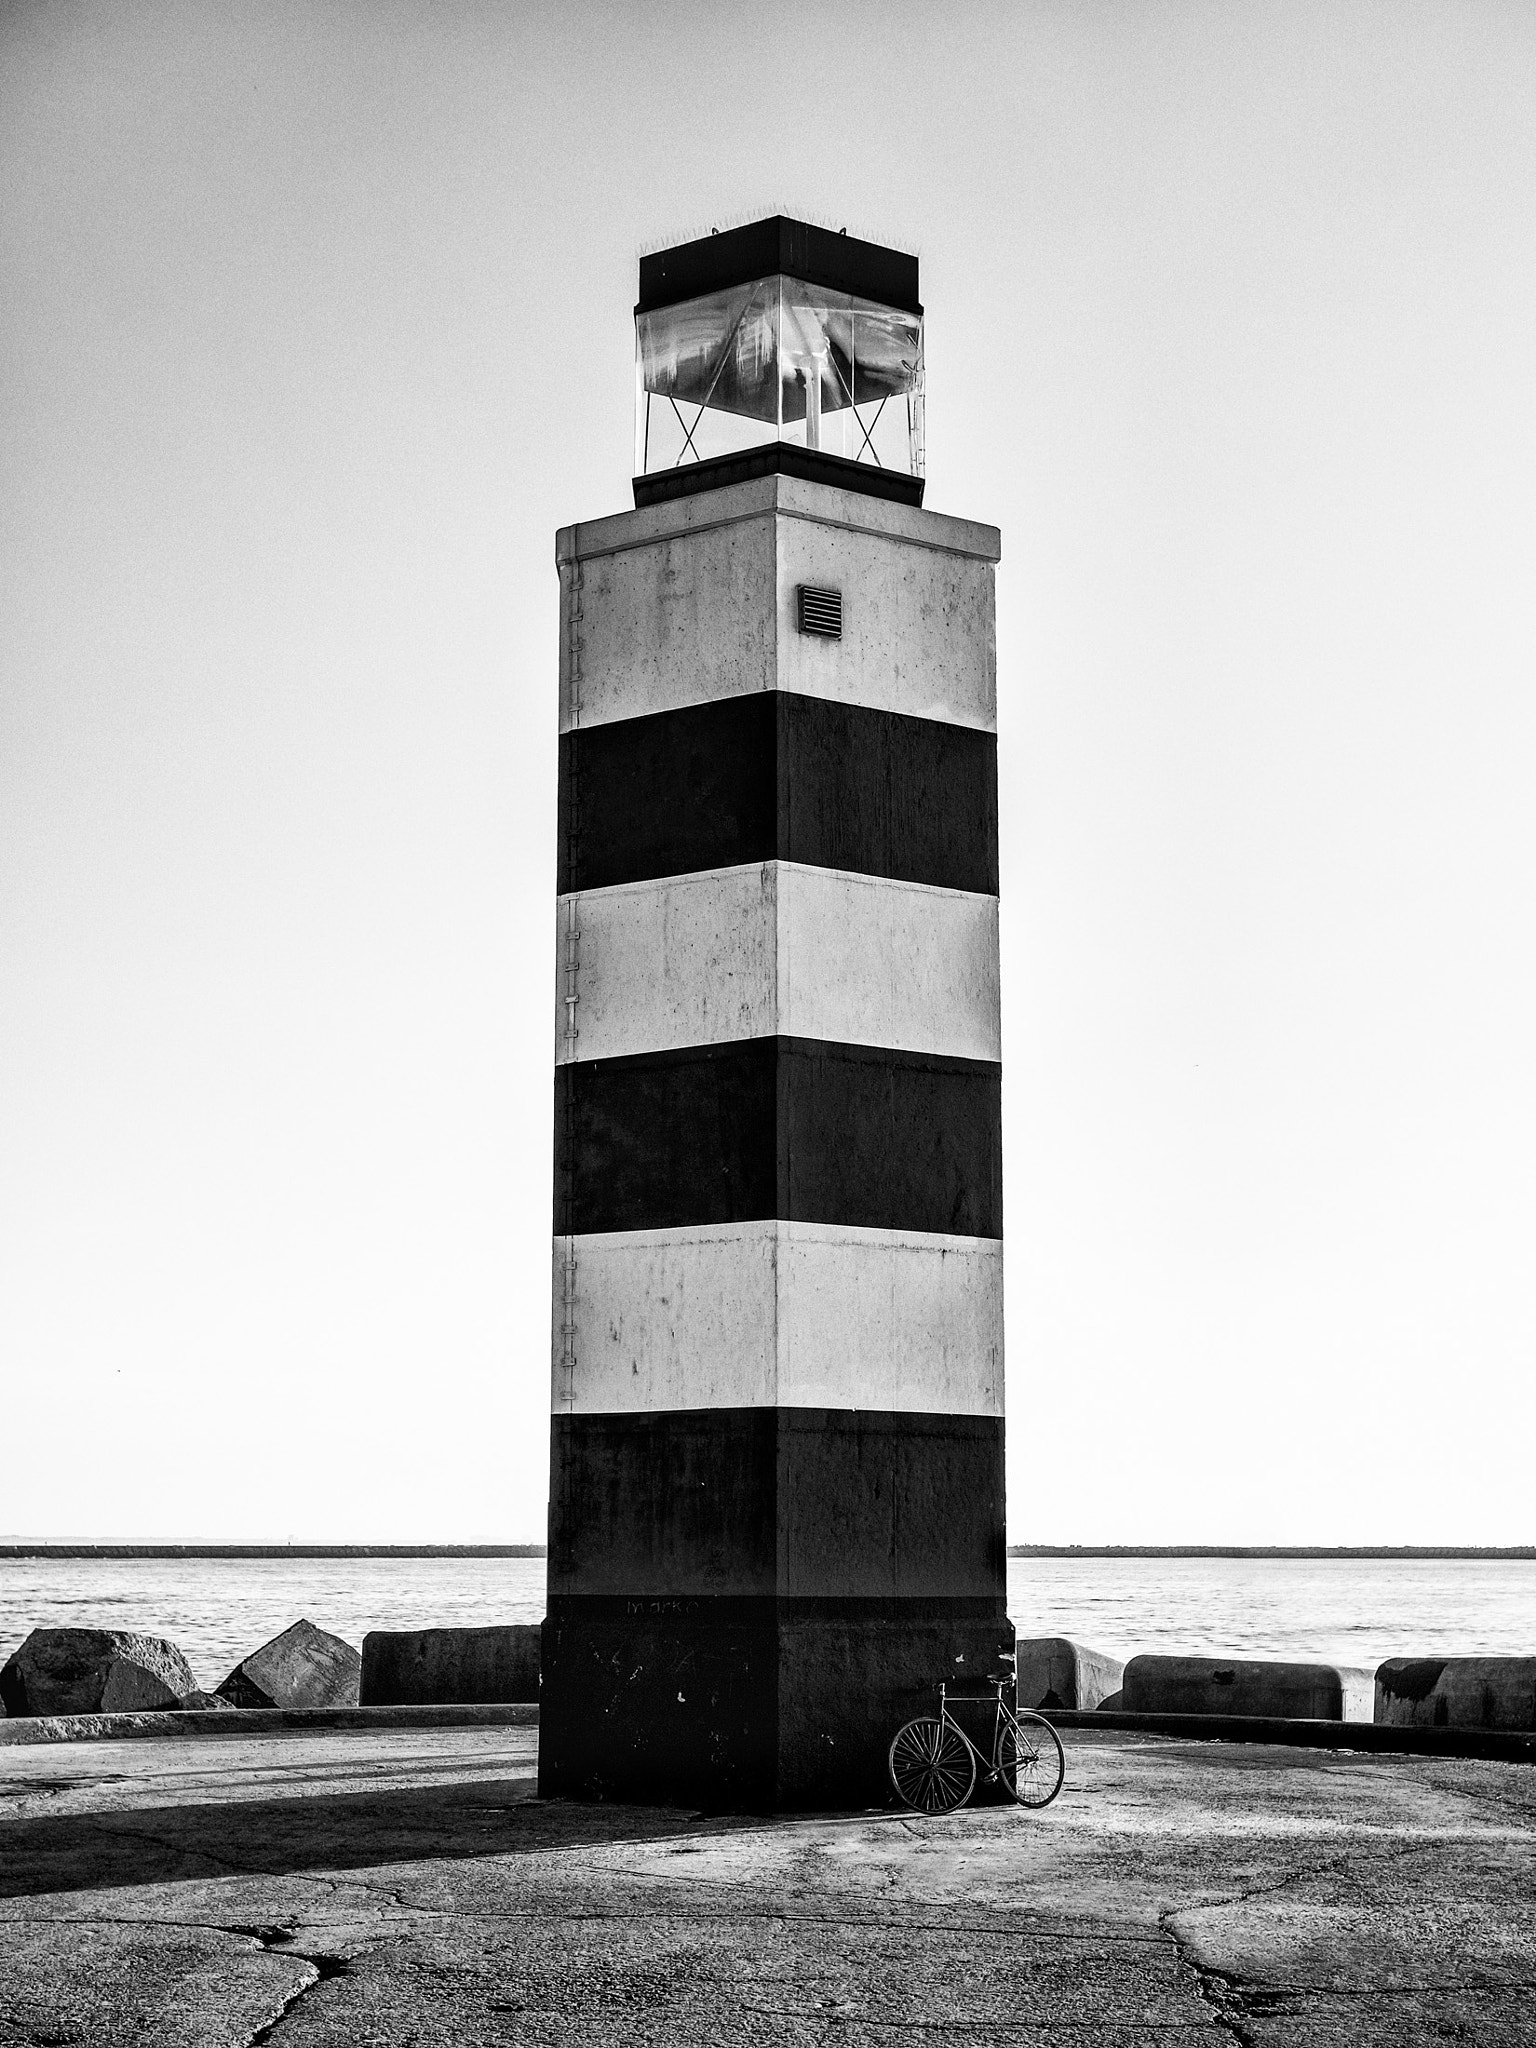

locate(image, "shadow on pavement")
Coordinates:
0 1779 828 1900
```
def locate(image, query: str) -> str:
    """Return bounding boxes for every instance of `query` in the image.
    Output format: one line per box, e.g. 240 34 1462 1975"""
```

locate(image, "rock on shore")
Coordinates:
216 1618 361 1709
0 1628 196 1717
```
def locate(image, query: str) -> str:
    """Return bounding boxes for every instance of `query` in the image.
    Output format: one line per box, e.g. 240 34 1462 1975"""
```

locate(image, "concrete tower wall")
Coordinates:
557 484 999 733
542 473 1010 1809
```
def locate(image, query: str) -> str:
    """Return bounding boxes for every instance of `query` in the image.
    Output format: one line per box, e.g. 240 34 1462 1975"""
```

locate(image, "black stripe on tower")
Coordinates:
553 1037 1002 1239
547 1408 1008 1602
558 692 999 895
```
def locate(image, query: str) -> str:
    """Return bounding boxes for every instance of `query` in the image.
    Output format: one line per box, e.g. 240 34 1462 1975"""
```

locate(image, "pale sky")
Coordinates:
3 0 1533 1544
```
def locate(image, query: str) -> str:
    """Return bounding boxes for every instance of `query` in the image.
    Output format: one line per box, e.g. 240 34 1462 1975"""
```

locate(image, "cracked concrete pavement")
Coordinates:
1 1724 1533 2045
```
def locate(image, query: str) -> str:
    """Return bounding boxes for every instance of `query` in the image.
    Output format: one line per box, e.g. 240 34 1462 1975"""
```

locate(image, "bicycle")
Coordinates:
888 1672 1066 1813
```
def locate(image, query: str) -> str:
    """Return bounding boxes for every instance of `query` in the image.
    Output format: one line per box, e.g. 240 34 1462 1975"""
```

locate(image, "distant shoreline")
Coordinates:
0 1544 549 1560
3 1543 1530 1561
1008 1545 1536 1559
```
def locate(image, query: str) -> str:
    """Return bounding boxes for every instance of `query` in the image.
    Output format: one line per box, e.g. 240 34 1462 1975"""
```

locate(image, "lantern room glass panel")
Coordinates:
636 275 924 482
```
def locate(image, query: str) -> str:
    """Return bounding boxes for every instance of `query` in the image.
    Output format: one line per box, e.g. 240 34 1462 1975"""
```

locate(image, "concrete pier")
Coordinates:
3 1723 1533 2042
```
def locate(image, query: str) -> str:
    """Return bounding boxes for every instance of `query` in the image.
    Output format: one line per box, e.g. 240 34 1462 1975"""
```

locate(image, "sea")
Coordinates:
2 1553 1533 1696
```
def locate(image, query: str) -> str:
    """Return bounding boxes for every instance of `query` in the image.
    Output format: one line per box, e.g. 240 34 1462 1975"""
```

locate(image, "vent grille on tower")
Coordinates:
798 585 843 639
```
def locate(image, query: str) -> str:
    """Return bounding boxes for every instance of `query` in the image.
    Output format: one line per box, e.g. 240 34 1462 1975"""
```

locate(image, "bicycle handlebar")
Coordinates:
940 1673 1017 1701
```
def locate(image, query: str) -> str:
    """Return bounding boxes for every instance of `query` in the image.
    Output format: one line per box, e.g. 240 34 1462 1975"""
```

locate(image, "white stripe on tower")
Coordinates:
554 863 1000 1067
552 1222 1003 1418
557 474 1000 734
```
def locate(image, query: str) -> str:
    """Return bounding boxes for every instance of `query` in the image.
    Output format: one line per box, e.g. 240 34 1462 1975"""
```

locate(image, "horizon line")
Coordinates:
3 1542 1532 1561
1008 1544 1536 1559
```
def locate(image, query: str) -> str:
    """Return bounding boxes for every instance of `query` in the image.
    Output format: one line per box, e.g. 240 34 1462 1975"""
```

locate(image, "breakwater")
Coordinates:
0 1545 546 1559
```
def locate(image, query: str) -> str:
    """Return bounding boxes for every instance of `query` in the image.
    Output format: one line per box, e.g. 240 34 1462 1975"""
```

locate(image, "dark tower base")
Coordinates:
539 1604 1014 1811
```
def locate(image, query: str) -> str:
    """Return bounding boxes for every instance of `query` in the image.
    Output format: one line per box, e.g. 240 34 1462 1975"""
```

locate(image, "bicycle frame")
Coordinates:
935 1679 1024 1791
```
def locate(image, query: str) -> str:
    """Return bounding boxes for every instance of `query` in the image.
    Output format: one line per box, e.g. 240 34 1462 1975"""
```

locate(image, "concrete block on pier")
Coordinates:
1338 1668 1375 1722
1014 1635 1123 1712
1375 1658 1536 1731
1123 1655 1346 1720
0 1629 196 1717
360 1626 541 1706
217 1618 361 1709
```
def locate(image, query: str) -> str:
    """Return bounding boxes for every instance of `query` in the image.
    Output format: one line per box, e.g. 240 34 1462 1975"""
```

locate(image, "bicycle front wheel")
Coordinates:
996 1711 1065 1808
888 1717 977 1813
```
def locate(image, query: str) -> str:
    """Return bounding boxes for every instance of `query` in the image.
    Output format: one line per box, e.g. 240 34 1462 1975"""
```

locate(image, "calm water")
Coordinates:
2 1554 1533 1695
1010 1555 1536 1675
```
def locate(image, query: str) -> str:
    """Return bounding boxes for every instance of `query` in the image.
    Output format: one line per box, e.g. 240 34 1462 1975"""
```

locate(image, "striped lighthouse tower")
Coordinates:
540 220 1010 1810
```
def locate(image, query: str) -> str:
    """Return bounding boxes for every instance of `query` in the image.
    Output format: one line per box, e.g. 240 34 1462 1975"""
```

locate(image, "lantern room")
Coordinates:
633 216 925 507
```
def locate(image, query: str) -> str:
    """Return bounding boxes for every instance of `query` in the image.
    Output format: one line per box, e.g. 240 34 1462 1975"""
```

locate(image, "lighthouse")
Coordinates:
540 217 1010 1809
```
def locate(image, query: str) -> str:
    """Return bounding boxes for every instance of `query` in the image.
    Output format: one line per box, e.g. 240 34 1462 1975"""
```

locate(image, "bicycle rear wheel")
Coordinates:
995 1710 1065 1808
888 1717 977 1813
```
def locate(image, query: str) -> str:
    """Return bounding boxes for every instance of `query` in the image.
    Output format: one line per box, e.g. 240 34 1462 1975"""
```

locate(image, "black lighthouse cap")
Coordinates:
637 216 921 316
